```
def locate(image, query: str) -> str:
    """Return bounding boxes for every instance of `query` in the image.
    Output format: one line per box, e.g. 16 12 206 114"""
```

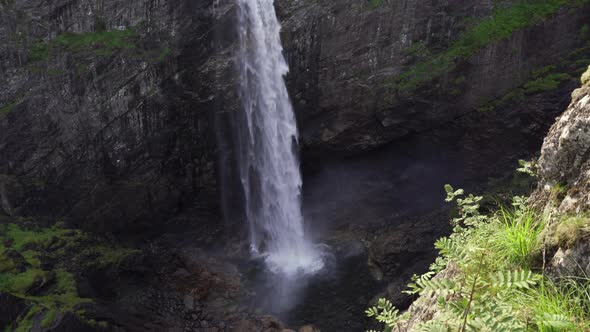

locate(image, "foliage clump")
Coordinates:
367 181 590 331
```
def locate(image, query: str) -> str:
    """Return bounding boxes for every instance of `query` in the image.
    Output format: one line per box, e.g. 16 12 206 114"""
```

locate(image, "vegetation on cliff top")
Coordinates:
394 0 590 95
0 219 139 330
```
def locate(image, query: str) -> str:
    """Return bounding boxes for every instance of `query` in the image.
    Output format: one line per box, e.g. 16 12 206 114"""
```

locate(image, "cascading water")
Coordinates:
235 0 324 276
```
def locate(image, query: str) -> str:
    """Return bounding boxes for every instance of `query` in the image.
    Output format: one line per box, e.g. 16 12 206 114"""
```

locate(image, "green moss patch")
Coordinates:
28 27 174 77
0 220 138 330
555 216 590 247
367 0 384 10
394 0 590 94
540 214 590 249
0 98 21 120
53 29 138 54
29 28 139 62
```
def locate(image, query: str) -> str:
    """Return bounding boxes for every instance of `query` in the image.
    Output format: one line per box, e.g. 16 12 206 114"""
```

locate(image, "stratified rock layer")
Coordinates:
0 0 239 232
279 1 590 156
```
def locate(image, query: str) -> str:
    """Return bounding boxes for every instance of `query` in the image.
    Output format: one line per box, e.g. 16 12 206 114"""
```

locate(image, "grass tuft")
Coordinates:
494 206 544 267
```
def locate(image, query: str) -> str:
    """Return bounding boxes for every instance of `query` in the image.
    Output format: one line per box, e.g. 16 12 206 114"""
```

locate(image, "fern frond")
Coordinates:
417 320 454 332
415 278 457 297
491 270 540 289
535 313 574 330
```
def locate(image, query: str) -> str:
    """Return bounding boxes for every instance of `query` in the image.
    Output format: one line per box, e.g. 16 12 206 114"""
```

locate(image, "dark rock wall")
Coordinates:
279 1 590 159
0 0 238 233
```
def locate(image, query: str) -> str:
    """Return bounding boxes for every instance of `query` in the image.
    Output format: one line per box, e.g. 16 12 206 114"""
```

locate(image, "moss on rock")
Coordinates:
555 216 590 248
582 65 590 85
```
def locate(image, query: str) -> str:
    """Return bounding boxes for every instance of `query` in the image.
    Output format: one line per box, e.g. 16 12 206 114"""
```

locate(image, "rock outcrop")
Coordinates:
530 66 590 278
534 65 590 214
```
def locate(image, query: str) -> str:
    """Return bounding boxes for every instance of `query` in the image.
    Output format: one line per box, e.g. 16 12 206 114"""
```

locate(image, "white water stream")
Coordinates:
235 0 324 276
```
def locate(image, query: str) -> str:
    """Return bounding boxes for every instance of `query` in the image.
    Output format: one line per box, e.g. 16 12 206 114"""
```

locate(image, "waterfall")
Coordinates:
235 0 324 276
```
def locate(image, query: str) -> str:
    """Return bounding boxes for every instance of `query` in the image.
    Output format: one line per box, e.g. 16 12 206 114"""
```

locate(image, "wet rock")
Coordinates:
232 319 259 332
260 315 283 330
549 241 590 277
36 311 97 332
0 292 26 330
3 249 30 273
0 175 24 216
298 325 321 332
183 294 195 311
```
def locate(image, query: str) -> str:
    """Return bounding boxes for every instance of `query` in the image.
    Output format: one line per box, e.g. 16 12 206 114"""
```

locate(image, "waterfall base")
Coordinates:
255 243 328 277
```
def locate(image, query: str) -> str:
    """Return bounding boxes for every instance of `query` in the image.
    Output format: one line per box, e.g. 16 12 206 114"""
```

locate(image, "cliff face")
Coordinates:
0 0 239 233
1 0 589 232
279 0 590 160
